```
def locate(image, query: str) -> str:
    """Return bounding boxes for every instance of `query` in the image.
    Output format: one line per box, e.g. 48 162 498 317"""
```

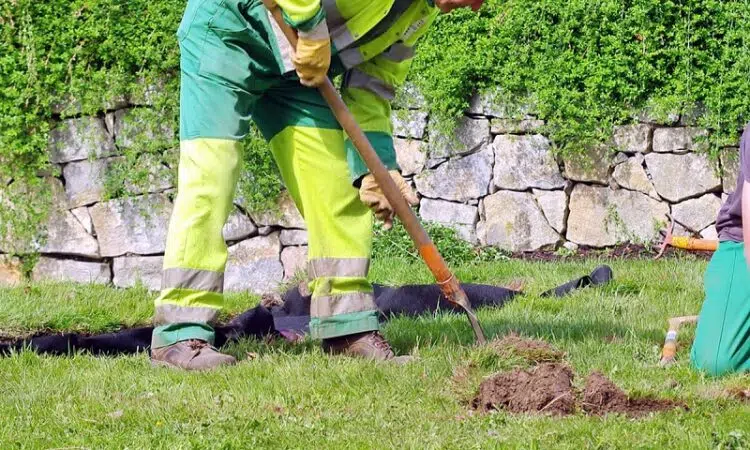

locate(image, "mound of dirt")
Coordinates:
473 363 576 415
489 334 564 362
473 365 685 417
581 372 682 417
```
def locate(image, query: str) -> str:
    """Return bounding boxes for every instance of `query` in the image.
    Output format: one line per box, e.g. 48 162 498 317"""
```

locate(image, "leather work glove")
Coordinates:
359 171 419 230
293 21 331 87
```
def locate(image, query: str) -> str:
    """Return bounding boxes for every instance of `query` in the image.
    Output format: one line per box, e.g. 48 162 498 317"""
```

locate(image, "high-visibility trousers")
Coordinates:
151 0 379 348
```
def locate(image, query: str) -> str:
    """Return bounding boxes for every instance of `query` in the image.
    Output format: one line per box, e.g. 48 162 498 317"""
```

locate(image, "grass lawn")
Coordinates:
0 255 748 449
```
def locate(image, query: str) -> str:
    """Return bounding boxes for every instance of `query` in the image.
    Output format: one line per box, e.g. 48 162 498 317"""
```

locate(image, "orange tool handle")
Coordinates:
670 237 718 252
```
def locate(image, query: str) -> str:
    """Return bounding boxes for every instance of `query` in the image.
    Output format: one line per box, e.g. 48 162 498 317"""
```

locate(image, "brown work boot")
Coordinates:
322 331 413 364
150 339 237 371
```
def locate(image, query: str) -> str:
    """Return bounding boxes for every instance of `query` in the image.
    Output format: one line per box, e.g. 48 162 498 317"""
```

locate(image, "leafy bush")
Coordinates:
372 219 509 266
1 0 748 251
412 0 750 155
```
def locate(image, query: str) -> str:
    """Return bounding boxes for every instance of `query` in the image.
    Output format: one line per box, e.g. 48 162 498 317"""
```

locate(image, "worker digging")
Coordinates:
151 0 486 370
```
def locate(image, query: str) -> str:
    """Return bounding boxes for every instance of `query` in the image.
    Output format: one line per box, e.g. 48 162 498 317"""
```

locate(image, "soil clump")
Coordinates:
473 363 576 415
473 363 685 417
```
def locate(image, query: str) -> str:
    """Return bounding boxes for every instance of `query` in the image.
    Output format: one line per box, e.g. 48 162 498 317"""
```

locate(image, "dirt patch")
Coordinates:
582 372 683 417
473 363 576 416
473 364 685 418
489 334 565 363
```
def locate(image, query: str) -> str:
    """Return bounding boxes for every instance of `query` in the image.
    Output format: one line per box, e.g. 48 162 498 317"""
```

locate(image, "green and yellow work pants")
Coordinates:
152 0 383 348
691 241 750 376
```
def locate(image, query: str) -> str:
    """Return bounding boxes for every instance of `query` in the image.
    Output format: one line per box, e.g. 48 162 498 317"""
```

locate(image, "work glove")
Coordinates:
293 20 331 87
359 170 420 230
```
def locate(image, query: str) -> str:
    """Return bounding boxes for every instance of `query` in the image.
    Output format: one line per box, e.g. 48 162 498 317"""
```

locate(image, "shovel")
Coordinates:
263 0 487 344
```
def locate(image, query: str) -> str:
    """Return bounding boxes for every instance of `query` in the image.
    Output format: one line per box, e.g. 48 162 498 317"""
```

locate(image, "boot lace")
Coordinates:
187 340 210 353
370 332 394 356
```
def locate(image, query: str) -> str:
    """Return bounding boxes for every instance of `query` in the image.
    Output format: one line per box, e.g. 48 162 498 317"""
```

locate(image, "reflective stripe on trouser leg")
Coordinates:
268 123 379 340
151 138 242 348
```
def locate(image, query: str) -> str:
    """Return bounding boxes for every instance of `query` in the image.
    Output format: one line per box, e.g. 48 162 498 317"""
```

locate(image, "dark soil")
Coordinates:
473 364 685 418
473 363 576 416
489 334 565 362
513 243 712 262
582 372 684 417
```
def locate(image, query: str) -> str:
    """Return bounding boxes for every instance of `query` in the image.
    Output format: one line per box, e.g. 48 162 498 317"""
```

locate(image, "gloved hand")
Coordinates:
293 21 331 87
359 170 419 230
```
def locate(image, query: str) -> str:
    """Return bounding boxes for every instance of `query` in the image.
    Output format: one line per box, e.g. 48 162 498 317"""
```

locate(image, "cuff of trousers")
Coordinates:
346 131 399 184
282 5 326 32
309 310 380 340
151 323 216 349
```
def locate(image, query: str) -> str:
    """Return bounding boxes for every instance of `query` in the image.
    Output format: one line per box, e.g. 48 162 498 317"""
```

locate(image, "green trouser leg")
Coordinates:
151 138 242 348
690 241 750 376
266 122 380 340
151 0 267 348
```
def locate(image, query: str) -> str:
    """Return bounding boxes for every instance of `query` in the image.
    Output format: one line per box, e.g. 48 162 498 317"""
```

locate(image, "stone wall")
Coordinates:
0 89 738 290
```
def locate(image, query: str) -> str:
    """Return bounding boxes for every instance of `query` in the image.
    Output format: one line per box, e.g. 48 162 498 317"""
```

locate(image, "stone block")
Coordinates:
612 154 658 197
652 127 708 153
721 147 740 194
700 225 718 240
671 194 722 233
40 207 100 258
478 190 560 251
113 255 163 291
490 118 544 135
563 145 614 184
420 198 478 243
645 153 721 202
63 157 119 207
393 83 426 109
225 233 283 293
223 208 257 242
71 207 94 235
567 185 669 247
123 153 174 195
48 117 117 163
613 124 651 153
392 110 428 139
112 108 175 149
32 257 111 284
429 117 490 159
90 193 172 257
281 246 308 280
0 255 23 287
532 189 567 234
250 191 305 229
415 145 493 202
492 135 565 190
394 138 426 176
280 229 308 246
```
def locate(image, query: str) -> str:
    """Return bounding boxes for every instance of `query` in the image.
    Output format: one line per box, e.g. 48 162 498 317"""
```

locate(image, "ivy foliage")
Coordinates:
412 0 750 155
1 0 749 251
0 0 281 250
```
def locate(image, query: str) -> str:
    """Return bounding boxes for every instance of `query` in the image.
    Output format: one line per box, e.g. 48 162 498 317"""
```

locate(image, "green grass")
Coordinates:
0 256 748 449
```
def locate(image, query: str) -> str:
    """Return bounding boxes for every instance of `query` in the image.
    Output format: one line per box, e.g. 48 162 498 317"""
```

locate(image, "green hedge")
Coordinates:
1 0 749 247
412 0 750 153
